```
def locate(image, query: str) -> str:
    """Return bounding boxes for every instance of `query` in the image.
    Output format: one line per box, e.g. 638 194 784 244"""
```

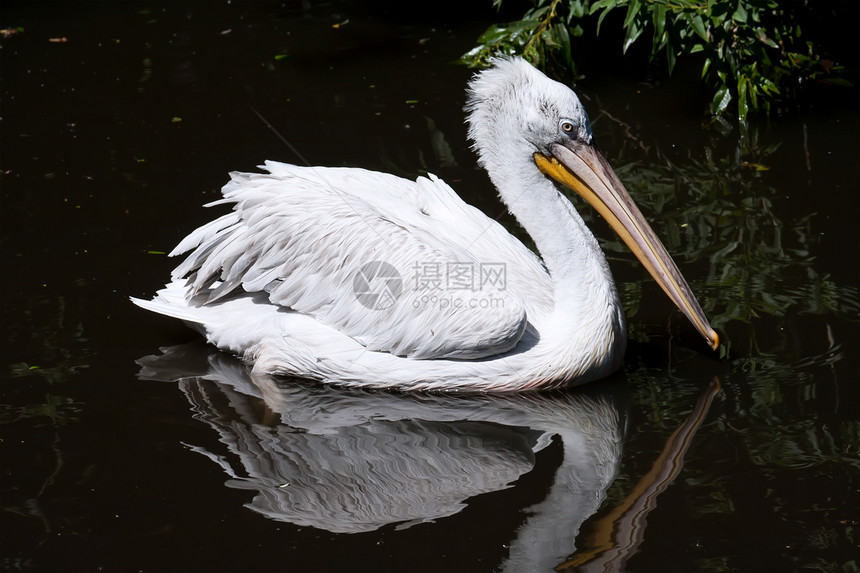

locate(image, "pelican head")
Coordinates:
467 58 718 351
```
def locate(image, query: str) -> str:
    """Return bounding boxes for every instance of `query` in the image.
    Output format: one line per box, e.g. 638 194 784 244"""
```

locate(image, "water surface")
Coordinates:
1 2 857 571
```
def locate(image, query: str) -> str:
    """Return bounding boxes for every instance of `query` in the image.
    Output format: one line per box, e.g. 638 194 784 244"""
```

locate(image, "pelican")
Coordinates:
133 57 718 392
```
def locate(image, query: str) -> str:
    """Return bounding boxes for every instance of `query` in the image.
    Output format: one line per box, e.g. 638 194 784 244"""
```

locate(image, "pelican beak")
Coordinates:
534 143 719 350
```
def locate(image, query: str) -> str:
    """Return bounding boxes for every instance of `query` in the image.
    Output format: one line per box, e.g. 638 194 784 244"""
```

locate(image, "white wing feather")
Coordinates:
168 162 553 360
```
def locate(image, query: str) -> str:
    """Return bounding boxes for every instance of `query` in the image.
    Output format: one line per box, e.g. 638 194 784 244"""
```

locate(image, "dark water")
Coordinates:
2 2 857 571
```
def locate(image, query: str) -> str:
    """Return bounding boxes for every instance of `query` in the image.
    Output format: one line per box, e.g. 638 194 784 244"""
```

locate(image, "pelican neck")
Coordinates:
491 159 616 302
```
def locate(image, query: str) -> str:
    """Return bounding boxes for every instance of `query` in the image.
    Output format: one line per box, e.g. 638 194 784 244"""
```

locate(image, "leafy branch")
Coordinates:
462 0 848 122
462 0 585 76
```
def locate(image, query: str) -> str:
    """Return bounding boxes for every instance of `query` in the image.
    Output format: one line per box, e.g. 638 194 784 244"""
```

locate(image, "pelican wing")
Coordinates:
169 161 552 359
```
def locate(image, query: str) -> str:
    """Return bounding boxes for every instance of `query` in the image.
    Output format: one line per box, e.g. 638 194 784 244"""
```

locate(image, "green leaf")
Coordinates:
524 5 550 22
711 85 732 116
737 76 749 121
686 14 709 42
589 0 618 16
594 5 614 36
652 4 667 45
732 3 748 24
477 20 534 44
666 41 676 74
747 78 759 109
553 22 573 69
759 76 779 96
623 0 641 31
624 21 644 54
757 29 779 49
475 24 508 44
822 78 853 87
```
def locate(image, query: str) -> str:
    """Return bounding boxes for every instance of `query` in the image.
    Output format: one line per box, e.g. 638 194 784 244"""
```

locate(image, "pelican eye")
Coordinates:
560 120 576 135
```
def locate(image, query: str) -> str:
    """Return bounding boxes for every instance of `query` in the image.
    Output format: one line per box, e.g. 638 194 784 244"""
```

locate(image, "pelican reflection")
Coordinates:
137 341 627 569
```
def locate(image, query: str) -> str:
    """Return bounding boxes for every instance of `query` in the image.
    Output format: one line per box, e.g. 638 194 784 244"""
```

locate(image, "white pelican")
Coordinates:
133 57 718 392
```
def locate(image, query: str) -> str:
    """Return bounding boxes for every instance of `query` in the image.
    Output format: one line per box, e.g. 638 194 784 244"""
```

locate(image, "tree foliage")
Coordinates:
462 0 848 122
